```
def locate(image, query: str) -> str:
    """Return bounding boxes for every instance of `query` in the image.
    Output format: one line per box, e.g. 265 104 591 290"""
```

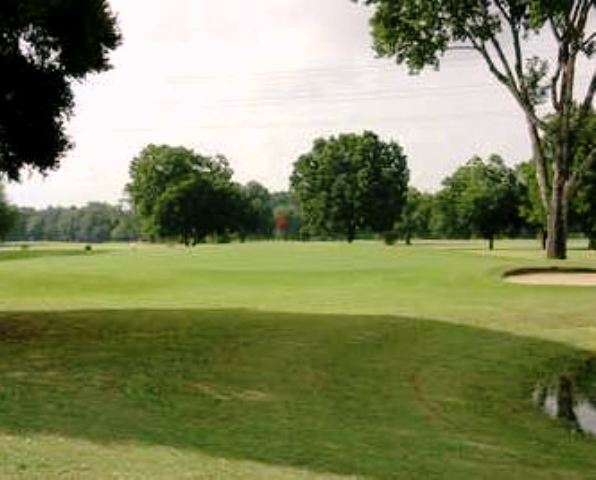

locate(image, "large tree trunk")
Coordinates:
346 226 355 243
546 172 569 259
544 42 578 260
528 118 570 260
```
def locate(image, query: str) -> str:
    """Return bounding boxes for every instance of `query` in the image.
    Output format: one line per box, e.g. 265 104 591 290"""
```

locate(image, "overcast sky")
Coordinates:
5 0 594 208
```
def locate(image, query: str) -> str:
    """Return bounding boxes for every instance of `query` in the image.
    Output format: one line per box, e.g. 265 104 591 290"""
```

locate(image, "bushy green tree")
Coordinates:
0 0 120 180
291 131 409 242
560 110 596 249
516 160 548 247
110 208 140 242
127 145 254 245
239 181 274 239
395 188 436 244
126 145 235 241
360 0 595 259
438 155 521 250
0 184 17 240
270 192 302 240
517 110 596 248
574 167 596 250
153 175 243 245
76 202 117 243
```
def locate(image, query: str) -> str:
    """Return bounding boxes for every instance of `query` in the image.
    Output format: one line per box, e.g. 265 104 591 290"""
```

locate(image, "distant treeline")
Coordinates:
5 192 303 244
7 203 140 243
1 135 594 249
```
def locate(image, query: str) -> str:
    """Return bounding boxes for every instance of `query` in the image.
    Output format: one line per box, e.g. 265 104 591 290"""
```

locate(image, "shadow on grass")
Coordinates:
0 309 594 479
503 266 596 278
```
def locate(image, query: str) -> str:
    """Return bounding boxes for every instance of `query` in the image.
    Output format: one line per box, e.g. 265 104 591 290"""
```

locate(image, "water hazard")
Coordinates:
533 359 596 436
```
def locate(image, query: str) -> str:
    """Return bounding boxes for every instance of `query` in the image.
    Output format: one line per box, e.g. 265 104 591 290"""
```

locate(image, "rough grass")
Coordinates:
0 240 595 479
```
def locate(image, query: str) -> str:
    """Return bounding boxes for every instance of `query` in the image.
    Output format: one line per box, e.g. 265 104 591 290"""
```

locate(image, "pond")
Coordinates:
533 359 596 436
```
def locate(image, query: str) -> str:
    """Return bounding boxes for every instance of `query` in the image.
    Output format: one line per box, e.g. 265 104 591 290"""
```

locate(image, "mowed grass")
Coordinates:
0 241 595 479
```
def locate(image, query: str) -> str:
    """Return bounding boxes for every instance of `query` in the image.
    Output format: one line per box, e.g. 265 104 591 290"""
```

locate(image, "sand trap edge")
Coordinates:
503 267 596 286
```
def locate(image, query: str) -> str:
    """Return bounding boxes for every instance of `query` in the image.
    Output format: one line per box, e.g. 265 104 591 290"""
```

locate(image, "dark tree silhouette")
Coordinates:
0 0 121 180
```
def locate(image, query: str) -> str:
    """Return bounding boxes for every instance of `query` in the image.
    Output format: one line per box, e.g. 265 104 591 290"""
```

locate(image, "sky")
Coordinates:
5 0 594 208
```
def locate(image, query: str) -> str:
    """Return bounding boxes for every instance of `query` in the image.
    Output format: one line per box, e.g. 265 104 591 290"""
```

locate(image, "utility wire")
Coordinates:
110 108 519 132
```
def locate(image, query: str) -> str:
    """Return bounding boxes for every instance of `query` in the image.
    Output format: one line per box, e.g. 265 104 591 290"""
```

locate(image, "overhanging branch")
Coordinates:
550 62 563 111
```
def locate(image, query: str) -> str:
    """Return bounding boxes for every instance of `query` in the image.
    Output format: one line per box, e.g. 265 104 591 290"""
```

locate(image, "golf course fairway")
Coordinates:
0 241 594 479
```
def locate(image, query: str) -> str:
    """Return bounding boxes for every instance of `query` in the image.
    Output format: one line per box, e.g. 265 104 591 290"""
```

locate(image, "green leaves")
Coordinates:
127 145 261 245
0 184 18 240
363 0 508 71
438 155 521 245
0 0 120 180
290 131 409 242
523 56 549 106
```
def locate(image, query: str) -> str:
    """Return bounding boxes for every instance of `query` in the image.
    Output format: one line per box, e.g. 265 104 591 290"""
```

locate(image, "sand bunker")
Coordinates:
505 268 596 286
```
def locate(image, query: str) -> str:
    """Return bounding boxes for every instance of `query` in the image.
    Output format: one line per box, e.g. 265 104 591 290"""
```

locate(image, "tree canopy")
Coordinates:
291 131 409 242
0 184 17 240
127 145 273 245
8 202 139 243
360 0 595 258
126 145 234 241
0 0 120 180
238 182 274 240
152 174 243 245
573 165 596 250
438 155 521 250
395 188 436 244
270 191 302 240
519 110 596 248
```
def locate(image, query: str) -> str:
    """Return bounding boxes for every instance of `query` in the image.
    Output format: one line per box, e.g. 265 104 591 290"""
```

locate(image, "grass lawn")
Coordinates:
0 240 594 479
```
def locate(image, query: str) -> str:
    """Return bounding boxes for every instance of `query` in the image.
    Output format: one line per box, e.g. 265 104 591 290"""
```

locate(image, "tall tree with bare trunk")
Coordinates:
359 0 594 258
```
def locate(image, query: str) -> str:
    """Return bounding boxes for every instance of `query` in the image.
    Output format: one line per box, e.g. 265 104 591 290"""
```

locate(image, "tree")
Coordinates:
517 109 596 248
395 188 436 244
270 192 302 239
291 131 409 242
153 175 243 245
238 181 274 239
0 0 121 180
126 145 234 240
574 166 596 250
0 184 17 240
8 203 140 243
360 0 595 259
76 202 117 243
110 207 140 242
554 109 596 249
127 144 247 245
438 155 521 250
6 206 33 241
516 160 548 247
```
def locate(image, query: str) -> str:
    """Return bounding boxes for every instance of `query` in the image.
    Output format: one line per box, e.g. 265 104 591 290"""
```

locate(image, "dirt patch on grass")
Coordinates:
504 267 596 286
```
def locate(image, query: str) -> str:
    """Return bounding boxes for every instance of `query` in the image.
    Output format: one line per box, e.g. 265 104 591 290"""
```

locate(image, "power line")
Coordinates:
109 107 520 133
154 72 591 111
164 48 558 84
157 82 506 109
